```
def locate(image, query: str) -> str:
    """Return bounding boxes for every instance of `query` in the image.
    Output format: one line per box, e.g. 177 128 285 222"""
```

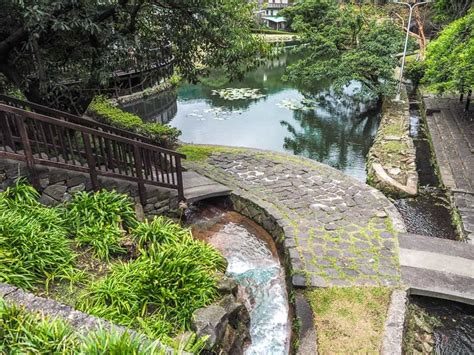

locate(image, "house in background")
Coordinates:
262 0 292 30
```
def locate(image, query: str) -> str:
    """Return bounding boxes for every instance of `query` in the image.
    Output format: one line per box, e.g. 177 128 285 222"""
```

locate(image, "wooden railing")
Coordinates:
0 95 158 145
0 103 185 204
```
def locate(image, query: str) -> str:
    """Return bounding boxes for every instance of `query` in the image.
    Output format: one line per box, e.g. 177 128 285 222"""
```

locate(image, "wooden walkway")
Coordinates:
399 233 474 305
423 95 474 243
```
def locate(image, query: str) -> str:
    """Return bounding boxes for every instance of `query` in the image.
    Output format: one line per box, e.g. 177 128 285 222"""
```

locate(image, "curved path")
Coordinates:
184 147 404 287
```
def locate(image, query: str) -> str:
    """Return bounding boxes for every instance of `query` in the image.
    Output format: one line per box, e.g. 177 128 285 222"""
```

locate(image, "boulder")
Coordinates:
191 305 228 349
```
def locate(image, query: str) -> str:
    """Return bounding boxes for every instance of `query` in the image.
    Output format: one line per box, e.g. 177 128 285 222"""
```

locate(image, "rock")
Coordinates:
43 183 67 201
219 295 245 328
191 305 228 349
388 167 401 176
216 274 238 296
39 193 58 206
422 341 433 353
68 183 85 194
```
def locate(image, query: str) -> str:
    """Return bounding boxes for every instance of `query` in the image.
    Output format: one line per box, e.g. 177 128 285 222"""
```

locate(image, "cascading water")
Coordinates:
186 201 290 355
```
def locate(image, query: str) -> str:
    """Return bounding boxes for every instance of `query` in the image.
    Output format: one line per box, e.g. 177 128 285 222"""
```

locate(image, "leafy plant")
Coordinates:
65 190 137 260
0 182 76 290
78 220 226 338
88 96 181 147
423 9 474 94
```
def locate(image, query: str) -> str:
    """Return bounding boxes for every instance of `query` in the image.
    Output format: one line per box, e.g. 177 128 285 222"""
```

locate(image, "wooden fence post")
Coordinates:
133 144 146 205
82 132 99 191
16 115 40 187
175 155 185 202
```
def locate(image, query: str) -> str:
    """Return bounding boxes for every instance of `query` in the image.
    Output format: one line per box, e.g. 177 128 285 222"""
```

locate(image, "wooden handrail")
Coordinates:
0 103 185 203
0 95 185 158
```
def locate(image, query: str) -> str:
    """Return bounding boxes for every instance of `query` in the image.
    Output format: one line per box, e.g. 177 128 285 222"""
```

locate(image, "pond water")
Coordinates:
123 52 381 181
186 199 290 355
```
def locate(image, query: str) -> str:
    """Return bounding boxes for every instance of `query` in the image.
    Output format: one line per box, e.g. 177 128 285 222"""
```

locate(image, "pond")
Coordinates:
123 52 381 181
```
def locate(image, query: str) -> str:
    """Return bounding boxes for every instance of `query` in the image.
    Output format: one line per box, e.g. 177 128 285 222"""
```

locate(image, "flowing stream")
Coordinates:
186 200 290 355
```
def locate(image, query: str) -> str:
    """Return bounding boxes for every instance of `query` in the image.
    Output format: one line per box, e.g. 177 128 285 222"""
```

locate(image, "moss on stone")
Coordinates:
178 145 245 161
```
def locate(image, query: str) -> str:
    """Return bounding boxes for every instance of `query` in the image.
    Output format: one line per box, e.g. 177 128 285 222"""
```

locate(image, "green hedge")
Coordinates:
88 96 181 147
253 28 295 35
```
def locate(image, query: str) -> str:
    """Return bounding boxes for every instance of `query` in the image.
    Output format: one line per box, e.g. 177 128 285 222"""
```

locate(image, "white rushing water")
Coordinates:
207 221 290 355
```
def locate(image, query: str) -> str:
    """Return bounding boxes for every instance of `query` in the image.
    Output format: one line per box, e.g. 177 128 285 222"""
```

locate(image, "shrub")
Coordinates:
65 190 137 260
88 96 181 147
0 299 173 354
0 180 75 289
79 218 226 338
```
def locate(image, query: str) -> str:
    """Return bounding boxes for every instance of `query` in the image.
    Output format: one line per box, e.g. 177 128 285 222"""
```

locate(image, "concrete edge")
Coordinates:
0 283 178 353
407 287 474 306
381 289 408 355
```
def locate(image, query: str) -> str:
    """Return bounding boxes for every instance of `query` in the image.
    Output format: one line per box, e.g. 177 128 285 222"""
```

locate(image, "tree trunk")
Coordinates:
414 7 426 60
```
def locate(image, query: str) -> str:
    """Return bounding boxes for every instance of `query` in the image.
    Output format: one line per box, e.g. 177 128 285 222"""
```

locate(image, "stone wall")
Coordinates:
367 86 418 197
0 158 179 217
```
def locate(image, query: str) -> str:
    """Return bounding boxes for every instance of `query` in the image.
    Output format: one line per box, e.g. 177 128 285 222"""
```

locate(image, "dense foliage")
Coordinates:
0 180 226 345
0 180 75 290
0 0 265 112
0 299 206 353
88 96 181 146
423 9 474 93
65 190 137 261
79 216 226 338
281 1 411 98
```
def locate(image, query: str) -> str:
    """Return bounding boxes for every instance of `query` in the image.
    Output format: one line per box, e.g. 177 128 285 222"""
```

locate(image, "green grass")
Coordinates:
0 181 225 347
0 298 202 354
88 96 181 147
305 287 392 354
177 144 245 161
65 190 137 261
78 218 226 338
0 179 76 290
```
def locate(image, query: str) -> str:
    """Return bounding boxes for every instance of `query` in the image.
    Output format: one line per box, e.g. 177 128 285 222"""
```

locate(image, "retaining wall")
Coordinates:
367 86 418 197
0 158 179 217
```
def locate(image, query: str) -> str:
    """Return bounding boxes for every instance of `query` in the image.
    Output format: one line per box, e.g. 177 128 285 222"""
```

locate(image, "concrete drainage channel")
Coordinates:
383 92 474 354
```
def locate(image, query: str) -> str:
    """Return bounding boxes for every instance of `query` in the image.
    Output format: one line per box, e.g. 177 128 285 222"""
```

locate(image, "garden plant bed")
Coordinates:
0 179 244 353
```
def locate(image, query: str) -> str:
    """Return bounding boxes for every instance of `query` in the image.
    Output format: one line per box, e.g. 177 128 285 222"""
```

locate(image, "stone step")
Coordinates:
398 233 474 260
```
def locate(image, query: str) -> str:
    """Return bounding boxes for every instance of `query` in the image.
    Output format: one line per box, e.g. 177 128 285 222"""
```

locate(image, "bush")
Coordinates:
405 60 426 87
88 96 181 147
0 180 75 290
65 190 138 261
79 218 226 338
0 299 172 354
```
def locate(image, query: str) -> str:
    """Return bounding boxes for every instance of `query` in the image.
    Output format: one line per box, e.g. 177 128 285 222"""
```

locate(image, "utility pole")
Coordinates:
391 0 432 100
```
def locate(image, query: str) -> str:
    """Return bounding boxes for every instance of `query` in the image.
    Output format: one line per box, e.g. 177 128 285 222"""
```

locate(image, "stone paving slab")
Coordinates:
423 95 474 243
185 147 404 288
399 233 474 304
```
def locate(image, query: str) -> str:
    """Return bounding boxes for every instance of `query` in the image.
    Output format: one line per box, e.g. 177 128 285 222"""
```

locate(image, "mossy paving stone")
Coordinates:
184 147 402 287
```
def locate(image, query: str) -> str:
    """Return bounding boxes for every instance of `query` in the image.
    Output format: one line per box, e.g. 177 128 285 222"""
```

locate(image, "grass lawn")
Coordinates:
305 287 392 354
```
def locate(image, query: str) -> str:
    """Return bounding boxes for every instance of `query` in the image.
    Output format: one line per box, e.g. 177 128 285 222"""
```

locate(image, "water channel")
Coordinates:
186 199 290 355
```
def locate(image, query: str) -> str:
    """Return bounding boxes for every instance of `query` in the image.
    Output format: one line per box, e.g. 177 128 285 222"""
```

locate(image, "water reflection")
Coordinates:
121 89 177 124
127 51 381 181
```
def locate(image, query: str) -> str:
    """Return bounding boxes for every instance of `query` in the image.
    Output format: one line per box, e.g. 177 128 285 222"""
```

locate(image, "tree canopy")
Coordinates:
0 0 265 112
423 8 474 93
281 1 410 98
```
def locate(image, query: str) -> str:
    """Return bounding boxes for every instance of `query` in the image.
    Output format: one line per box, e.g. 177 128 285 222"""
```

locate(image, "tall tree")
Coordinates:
281 0 409 98
423 8 474 94
0 0 265 113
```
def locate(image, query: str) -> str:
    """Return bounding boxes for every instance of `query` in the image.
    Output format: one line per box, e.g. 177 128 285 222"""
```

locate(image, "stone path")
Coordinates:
185 148 404 288
399 233 474 305
423 95 474 243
